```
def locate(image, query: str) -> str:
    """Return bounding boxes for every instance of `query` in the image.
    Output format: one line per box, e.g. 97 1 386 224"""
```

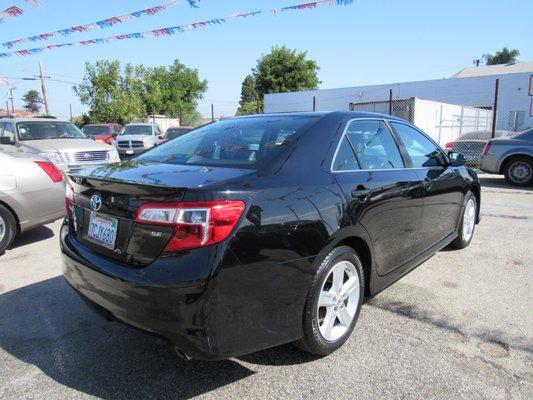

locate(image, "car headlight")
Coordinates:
41 152 63 164
109 148 121 162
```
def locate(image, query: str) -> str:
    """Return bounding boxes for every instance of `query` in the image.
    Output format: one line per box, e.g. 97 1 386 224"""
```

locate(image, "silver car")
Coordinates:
0 118 121 171
115 123 163 157
479 128 533 186
0 152 65 253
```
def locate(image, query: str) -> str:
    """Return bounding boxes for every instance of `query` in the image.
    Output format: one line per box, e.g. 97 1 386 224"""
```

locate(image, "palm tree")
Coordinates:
482 48 520 65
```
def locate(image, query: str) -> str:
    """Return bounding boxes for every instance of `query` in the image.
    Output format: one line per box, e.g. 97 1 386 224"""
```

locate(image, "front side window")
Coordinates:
345 120 404 169
391 122 443 168
136 116 318 168
16 121 86 141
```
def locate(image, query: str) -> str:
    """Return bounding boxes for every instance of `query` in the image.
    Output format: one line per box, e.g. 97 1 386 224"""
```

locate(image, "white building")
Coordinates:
264 61 533 133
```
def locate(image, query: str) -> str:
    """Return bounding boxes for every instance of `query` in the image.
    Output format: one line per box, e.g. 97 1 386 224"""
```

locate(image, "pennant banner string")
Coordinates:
0 0 355 59
0 6 24 23
2 0 201 49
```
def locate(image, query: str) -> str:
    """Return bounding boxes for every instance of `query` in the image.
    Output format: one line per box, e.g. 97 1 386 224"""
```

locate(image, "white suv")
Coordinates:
115 123 163 157
0 118 120 171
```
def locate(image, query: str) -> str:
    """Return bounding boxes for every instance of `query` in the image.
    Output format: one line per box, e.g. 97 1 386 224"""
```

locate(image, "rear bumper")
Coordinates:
60 222 220 360
479 154 500 174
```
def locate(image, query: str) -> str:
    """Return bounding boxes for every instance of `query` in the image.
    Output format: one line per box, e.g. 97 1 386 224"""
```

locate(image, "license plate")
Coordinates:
126 149 134 154
87 212 118 250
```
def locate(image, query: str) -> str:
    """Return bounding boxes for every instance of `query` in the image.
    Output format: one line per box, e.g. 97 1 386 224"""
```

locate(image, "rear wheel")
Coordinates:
504 156 533 186
0 204 17 254
451 191 477 249
296 246 364 356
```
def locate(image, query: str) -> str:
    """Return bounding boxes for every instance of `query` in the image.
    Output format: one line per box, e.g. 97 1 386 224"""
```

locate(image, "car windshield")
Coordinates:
136 116 318 168
83 125 110 135
16 121 87 141
166 128 193 140
120 125 152 135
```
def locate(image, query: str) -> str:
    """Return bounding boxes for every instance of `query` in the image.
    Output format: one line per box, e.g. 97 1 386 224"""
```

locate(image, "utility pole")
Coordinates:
69 104 73 121
211 103 214 122
491 79 499 139
8 88 15 114
39 61 50 115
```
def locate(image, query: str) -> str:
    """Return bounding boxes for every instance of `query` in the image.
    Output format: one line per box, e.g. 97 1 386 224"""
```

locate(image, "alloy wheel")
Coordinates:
509 161 532 184
0 215 5 243
317 260 360 342
462 198 476 242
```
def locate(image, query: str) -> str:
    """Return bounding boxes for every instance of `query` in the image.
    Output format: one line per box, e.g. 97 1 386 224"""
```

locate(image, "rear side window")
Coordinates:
391 122 443 167
136 116 318 168
333 136 359 171
345 120 404 169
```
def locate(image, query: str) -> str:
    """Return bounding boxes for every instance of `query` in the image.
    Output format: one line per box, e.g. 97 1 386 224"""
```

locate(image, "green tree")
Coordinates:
73 60 145 125
21 89 42 113
483 47 520 65
236 75 259 115
253 46 320 96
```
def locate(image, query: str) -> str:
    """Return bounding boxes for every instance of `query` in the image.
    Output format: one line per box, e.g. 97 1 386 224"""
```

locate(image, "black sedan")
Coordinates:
61 112 480 360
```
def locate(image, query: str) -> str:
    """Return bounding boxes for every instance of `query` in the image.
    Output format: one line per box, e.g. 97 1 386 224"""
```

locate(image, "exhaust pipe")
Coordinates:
174 347 192 361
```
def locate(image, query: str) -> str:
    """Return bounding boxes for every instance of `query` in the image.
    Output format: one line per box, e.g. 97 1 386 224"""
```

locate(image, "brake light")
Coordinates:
482 141 492 155
65 181 74 219
135 200 246 252
35 161 63 183
444 142 454 151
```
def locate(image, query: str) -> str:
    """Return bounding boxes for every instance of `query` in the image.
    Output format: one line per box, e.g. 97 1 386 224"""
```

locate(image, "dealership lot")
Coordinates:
0 174 531 400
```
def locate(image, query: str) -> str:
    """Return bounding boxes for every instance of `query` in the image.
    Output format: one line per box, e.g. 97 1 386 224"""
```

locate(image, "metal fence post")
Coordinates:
312 96 316 112
388 88 393 115
491 79 499 138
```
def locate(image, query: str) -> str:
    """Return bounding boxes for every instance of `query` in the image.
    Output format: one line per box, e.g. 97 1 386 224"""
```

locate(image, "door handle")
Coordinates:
351 187 372 200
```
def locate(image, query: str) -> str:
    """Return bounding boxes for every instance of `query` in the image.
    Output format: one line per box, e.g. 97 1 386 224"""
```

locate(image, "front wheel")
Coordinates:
450 191 477 249
0 204 17 254
296 246 364 356
504 156 533 186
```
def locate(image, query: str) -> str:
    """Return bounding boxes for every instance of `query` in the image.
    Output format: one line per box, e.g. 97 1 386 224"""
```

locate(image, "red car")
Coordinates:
82 123 123 145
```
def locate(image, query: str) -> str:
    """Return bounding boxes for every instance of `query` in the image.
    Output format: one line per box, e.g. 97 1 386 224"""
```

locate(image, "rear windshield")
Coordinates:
166 128 193 140
136 116 318 168
514 128 533 141
83 125 110 135
16 121 86 141
120 125 152 135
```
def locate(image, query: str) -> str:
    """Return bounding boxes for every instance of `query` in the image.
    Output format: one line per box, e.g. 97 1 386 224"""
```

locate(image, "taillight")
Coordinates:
444 142 454 151
65 181 74 219
35 161 63 183
482 141 492 155
135 200 246 252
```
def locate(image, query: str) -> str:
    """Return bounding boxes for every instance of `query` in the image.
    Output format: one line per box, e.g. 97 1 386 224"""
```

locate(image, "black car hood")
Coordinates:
68 161 254 191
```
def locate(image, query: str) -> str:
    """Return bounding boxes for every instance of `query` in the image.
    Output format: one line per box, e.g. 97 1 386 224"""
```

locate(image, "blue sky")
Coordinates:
0 0 532 119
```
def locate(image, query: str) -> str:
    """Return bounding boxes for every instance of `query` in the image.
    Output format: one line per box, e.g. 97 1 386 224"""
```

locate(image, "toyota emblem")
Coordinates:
90 194 103 211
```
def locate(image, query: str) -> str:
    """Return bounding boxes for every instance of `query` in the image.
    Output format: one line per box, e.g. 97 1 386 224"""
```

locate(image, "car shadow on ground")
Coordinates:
478 174 532 191
0 277 255 399
8 225 55 250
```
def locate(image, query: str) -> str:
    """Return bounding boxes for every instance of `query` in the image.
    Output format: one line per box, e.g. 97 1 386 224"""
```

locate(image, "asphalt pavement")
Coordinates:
0 174 531 399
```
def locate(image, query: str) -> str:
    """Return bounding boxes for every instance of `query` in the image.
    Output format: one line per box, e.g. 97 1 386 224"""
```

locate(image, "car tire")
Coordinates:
295 246 364 356
450 191 477 249
0 204 17 254
503 156 533 187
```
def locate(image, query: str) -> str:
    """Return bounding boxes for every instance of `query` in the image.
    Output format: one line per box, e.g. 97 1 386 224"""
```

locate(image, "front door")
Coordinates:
390 122 465 253
332 119 423 276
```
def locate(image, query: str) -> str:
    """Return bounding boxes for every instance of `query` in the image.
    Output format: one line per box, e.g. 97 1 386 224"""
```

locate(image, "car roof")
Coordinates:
228 111 407 122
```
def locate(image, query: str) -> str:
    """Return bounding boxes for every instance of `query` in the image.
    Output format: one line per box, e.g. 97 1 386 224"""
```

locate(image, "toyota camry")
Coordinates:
61 112 480 360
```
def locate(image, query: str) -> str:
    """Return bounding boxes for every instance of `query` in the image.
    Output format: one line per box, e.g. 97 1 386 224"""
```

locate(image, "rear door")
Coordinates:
390 122 465 253
331 119 424 276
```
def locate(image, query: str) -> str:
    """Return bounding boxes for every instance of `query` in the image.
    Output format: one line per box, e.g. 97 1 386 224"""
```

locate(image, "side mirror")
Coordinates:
0 137 14 145
448 151 467 167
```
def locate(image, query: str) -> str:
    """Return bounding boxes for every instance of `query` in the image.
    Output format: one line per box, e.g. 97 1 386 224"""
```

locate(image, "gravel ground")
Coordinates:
0 174 531 400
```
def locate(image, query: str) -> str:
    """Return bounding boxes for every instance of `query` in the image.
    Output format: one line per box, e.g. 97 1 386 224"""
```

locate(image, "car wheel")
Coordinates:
504 156 533 186
0 204 17 254
450 191 477 249
296 246 364 356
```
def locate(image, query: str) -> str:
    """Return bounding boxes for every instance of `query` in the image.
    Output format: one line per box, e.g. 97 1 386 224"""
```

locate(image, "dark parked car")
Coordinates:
163 126 195 142
480 128 533 186
444 130 515 168
61 112 480 360
82 123 123 145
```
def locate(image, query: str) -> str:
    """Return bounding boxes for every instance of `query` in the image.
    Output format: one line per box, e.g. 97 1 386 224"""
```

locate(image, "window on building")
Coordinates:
508 111 525 132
